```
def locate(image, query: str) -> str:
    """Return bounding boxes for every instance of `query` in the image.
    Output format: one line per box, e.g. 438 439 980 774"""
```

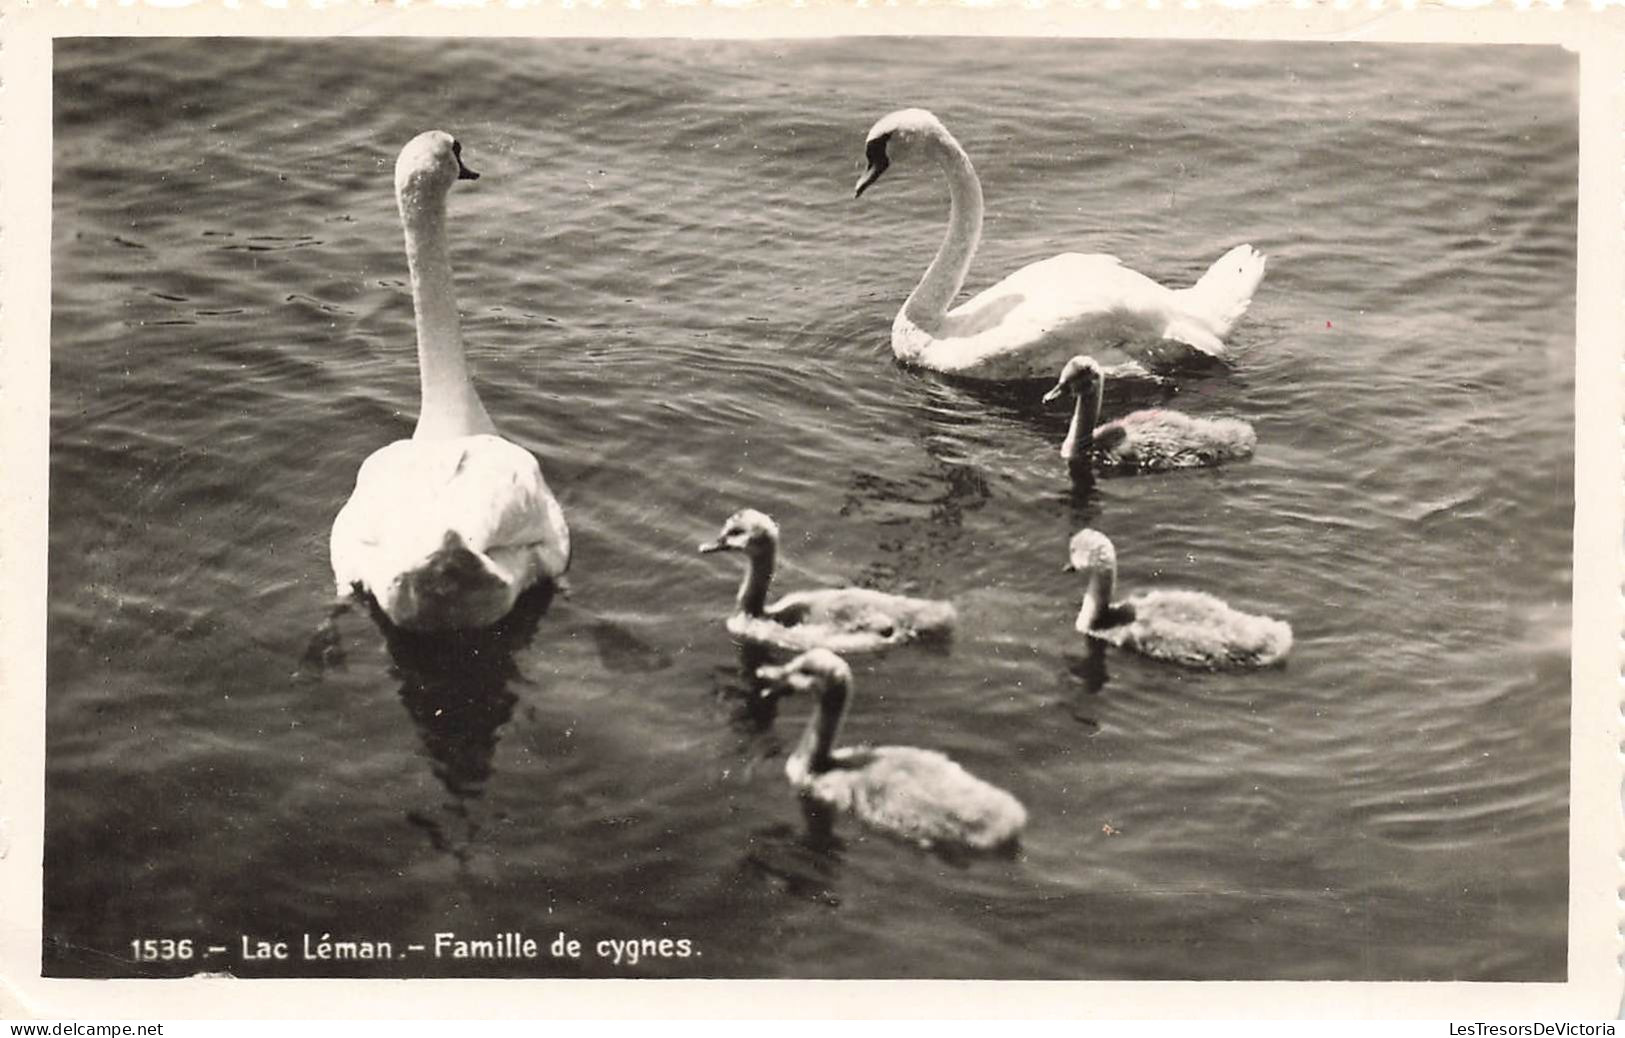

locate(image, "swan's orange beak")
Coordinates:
1041 382 1067 404
698 538 727 554
1061 561 1076 573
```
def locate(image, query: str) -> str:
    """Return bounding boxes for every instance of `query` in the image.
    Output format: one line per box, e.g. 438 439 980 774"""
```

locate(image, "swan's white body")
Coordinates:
700 510 955 654
857 109 1267 381
1067 529 1290 669
330 131 569 632
1043 355 1256 475
758 649 1026 851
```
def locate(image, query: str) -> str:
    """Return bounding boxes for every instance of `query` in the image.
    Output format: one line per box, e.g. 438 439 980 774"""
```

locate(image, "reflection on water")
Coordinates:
1062 646 1109 733
742 814 846 908
1064 477 1105 529
382 585 553 864
585 616 674 674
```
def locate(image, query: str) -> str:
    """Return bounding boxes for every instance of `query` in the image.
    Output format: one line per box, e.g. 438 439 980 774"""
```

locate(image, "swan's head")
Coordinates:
854 108 951 198
698 509 780 558
1063 529 1117 578
1065 529 1119 633
1042 355 1105 405
394 130 479 202
756 647 852 699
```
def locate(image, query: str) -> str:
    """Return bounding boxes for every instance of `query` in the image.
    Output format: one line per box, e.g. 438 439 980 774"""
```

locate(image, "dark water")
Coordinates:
46 37 1575 980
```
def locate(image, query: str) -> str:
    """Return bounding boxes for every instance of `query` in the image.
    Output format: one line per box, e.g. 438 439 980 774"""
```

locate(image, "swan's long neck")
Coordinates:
1076 565 1116 633
902 131 984 331
399 184 496 441
1061 380 1104 476
794 678 849 775
737 542 777 617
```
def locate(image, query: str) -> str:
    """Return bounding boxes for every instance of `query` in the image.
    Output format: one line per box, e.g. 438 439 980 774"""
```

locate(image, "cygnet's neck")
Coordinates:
902 129 984 331
736 540 778 617
398 181 496 441
1061 380 1104 477
1075 565 1117 633
794 678 849 776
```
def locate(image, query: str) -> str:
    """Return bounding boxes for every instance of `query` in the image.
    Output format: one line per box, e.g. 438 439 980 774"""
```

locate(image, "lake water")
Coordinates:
46 36 1575 980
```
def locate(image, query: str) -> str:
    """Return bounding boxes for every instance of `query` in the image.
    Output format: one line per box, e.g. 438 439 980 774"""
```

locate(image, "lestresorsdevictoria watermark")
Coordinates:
1449 1026 1616 1035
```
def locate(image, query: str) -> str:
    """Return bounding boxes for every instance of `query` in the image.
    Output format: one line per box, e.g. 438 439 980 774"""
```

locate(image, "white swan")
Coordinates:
757 648 1027 851
1042 355 1256 476
329 131 570 632
1066 529 1290 669
854 108 1267 381
699 509 955 654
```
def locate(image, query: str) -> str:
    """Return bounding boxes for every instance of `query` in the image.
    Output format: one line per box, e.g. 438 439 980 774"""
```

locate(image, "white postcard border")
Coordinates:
1 1 1619 1019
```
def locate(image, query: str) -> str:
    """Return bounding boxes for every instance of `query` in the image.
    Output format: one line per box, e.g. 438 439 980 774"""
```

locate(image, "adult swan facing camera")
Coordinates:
329 131 570 633
854 108 1267 381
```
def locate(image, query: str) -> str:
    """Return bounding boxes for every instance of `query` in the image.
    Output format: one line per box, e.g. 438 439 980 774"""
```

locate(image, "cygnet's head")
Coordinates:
854 108 952 198
756 647 853 699
1063 528 1117 577
698 508 780 558
394 130 480 203
1042 355 1105 404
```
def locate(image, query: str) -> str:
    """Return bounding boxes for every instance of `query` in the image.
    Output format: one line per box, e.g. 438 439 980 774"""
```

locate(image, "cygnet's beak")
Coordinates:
698 537 727 554
456 157 480 181
1041 381 1067 404
853 161 886 199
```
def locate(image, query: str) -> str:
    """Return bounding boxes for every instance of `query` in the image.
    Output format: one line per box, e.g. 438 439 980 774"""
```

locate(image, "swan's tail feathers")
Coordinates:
386 530 513 632
1182 244 1267 338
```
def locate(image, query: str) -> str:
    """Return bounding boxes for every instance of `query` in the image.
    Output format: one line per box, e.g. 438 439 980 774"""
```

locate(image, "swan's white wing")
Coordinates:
426 434 570 581
910 253 1191 378
330 434 569 601
1158 317 1225 354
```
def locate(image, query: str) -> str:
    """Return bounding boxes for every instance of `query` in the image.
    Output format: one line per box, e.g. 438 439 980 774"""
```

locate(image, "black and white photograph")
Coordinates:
4 3 1621 1017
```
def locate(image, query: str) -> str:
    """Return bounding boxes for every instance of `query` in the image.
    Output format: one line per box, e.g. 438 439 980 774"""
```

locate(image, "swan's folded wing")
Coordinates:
336 435 569 585
1159 317 1225 354
331 439 438 592
931 253 1192 377
438 435 571 576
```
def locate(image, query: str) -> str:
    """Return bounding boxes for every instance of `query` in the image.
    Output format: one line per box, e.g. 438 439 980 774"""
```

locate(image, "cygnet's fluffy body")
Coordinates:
1043 355 1256 475
700 510 955 654
1067 529 1291 669
758 649 1026 851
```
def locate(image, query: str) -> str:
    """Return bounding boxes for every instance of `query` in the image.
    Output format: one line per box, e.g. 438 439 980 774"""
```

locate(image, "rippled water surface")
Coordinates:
46 37 1575 980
